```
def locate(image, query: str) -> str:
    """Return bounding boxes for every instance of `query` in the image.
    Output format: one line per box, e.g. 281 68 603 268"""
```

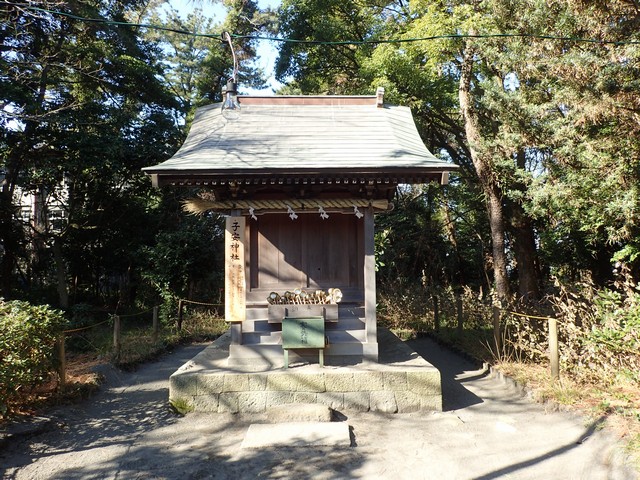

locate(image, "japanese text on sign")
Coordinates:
225 216 246 322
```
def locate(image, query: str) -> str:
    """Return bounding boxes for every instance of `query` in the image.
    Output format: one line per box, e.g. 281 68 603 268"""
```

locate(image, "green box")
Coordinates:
282 317 326 368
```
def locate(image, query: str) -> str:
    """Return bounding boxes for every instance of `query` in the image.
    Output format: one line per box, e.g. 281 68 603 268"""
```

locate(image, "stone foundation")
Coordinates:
169 328 442 414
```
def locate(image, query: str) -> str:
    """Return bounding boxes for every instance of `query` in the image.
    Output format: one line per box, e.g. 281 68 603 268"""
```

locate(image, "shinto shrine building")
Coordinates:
143 88 455 368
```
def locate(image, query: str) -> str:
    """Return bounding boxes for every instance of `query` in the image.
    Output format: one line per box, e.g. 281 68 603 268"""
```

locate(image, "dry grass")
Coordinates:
495 360 640 470
1 353 103 420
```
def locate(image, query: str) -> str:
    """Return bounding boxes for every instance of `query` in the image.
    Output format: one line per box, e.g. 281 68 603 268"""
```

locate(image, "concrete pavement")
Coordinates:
0 336 636 480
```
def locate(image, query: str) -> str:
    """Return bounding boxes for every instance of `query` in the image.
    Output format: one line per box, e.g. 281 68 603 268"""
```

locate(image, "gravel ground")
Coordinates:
0 338 637 480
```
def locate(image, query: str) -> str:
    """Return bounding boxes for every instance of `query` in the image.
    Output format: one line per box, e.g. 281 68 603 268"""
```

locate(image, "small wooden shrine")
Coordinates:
143 88 455 365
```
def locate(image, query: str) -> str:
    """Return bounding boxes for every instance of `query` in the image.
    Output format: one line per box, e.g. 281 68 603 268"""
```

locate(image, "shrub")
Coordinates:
0 299 67 416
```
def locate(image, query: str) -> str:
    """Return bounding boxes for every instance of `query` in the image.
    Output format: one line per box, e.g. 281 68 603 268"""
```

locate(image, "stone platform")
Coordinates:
169 328 442 414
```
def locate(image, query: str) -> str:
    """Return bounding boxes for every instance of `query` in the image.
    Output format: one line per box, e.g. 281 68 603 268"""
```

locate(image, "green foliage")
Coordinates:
170 398 194 415
0 299 67 416
583 282 640 375
276 0 389 92
1 0 275 307
0 0 184 303
276 0 640 290
376 183 488 289
138 207 224 321
497 269 640 384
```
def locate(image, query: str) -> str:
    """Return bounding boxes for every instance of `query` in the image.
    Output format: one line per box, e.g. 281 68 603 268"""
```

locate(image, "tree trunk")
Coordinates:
507 150 540 302
507 199 540 301
459 41 510 302
0 180 19 297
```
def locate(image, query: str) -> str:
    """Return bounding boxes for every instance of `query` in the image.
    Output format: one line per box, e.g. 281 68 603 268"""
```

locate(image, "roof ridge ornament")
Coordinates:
376 87 385 108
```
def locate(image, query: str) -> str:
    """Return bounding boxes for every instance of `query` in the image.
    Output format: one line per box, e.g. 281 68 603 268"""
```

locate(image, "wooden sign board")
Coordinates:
282 317 325 349
225 216 246 322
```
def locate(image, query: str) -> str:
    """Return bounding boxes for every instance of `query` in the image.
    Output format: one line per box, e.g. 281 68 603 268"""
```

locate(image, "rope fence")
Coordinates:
176 298 223 330
57 304 162 387
430 293 562 382
55 293 563 388
497 307 560 381
56 298 224 387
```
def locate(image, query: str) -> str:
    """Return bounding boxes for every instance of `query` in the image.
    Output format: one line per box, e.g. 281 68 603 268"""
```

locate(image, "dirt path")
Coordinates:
1 339 636 480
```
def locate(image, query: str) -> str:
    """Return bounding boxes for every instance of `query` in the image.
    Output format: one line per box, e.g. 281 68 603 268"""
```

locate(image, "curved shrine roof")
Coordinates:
143 94 456 187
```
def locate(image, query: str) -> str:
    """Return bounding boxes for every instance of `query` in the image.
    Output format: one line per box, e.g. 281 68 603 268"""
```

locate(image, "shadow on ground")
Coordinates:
407 336 484 411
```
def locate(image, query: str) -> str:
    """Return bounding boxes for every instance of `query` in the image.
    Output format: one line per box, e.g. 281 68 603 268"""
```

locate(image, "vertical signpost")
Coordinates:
225 215 246 323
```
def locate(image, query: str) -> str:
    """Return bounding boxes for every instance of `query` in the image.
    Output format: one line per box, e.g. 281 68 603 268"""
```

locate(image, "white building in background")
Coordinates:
0 171 69 234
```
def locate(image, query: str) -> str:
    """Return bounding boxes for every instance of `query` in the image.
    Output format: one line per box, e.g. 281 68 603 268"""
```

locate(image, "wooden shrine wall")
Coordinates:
247 213 364 303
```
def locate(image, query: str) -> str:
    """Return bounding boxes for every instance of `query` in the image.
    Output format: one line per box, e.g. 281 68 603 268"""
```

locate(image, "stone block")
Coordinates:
241 422 351 448
191 394 219 413
218 392 240 413
223 373 250 392
316 392 344 410
238 392 267 413
197 373 224 395
394 390 422 413
343 391 370 411
294 373 326 393
324 373 355 392
407 371 441 397
352 371 384 391
248 374 267 391
267 403 332 423
266 373 325 392
170 373 197 398
294 392 317 404
370 390 398 413
266 373 299 391
421 394 443 412
266 390 295 408
383 372 408 391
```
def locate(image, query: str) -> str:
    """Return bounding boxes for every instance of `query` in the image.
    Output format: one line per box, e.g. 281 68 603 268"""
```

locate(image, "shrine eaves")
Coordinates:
142 90 457 203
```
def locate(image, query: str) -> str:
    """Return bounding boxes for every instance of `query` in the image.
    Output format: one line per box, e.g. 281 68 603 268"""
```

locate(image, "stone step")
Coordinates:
242 316 365 333
241 329 367 345
228 341 378 365
241 422 351 448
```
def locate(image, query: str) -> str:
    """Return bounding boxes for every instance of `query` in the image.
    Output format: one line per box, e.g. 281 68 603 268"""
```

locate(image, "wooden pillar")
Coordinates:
152 306 159 342
56 334 66 389
113 315 121 361
492 306 501 358
364 206 378 361
456 294 464 336
177 299 184 331
549 317 560 381
433 295 440 332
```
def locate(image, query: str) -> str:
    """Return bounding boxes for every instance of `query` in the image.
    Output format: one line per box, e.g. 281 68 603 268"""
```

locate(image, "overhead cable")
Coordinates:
5 2 640 46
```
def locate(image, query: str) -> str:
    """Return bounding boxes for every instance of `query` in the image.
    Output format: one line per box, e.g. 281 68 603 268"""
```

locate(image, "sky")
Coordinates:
167 0 282 94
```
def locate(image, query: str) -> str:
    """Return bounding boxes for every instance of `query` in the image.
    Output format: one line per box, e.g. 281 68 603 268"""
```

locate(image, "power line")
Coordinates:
4 2 223 39
5 2 640 46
